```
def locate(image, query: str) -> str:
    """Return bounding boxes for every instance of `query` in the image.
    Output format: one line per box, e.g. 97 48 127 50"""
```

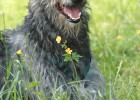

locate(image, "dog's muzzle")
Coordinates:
62 6 81 23
56 0 84 23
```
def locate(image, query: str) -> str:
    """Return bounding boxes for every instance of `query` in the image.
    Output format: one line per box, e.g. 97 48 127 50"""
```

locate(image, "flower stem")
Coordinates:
71 60 78 81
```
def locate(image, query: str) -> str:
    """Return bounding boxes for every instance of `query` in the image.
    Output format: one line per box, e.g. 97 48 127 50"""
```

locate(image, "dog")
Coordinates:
0 0 106 99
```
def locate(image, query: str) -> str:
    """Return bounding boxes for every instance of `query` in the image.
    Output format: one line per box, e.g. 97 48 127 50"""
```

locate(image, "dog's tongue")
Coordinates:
63 6 81 19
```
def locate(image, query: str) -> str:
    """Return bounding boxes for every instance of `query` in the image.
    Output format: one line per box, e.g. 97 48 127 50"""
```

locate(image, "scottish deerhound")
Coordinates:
0 0 106 99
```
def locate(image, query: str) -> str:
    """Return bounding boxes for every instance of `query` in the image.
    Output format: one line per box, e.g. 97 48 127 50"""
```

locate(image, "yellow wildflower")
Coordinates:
65 48 73 54
56 36 61 43
136 30 140 35
16 49 22 55
116 35 123 40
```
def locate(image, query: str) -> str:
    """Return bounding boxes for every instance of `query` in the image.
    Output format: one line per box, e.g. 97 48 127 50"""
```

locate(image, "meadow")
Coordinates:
0 0 140 100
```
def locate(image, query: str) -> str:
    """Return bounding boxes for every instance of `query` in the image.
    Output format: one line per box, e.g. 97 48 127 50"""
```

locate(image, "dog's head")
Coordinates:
29 0 89 33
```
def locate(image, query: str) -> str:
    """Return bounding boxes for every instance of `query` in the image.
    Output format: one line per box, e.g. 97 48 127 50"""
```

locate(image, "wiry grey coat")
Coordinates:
0 0 106 99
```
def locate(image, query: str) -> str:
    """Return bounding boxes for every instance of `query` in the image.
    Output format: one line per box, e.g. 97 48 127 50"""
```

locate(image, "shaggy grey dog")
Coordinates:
0 0 106 99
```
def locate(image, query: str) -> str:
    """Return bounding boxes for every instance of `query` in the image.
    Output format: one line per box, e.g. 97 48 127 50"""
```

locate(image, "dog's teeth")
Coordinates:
72 17 77 20
71 16 80 20
79 12 81 17
77 17 80 20
68 14 80 20
71 17 80 20
68 14 72 19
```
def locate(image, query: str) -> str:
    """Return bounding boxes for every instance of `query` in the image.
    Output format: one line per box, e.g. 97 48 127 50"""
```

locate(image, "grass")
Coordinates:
0 0 140 99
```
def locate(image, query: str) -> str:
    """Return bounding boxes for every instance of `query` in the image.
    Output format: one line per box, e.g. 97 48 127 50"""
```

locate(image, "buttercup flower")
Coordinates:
137 30 140 35
117 35 123 40
56 36 61 43
16 49 22 55
65 48 73 54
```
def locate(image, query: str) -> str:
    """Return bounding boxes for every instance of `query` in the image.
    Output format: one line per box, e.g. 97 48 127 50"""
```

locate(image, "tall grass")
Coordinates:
0 0 140 99
89 0 140 99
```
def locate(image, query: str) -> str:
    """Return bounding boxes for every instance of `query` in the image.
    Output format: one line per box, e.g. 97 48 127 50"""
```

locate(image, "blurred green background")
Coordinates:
0 0 140 99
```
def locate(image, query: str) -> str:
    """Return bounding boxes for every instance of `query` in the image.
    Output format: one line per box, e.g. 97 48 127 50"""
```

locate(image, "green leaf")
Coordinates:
25 81 38 90
61 41 67 49
71 52 82 62
63 52 82 62
63 53 72 62
32 92 45 96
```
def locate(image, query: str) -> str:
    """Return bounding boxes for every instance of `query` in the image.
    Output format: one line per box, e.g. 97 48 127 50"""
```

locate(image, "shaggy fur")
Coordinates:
0 0 106 99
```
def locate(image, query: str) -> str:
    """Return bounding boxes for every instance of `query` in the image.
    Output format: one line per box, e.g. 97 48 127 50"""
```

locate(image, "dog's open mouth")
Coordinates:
57 3 81 23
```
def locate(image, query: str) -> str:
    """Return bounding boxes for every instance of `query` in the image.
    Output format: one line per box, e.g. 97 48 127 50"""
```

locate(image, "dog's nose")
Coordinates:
71 0 83 4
